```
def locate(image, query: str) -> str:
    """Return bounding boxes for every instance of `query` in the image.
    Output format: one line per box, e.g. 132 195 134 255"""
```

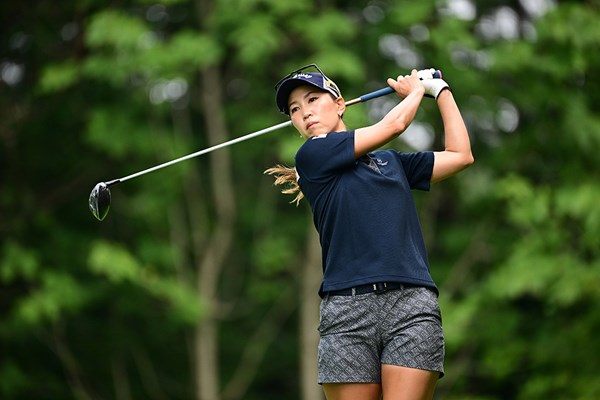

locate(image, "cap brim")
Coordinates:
276 78 325 115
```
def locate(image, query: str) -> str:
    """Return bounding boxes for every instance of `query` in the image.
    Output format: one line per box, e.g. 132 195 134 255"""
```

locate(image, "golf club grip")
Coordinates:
347 69 442 105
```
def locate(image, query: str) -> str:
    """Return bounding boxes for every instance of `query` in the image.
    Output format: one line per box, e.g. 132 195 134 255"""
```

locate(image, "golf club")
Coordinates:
89 69 442 221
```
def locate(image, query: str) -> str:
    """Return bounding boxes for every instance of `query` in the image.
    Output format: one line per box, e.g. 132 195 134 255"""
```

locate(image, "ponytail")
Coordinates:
264 164 304 206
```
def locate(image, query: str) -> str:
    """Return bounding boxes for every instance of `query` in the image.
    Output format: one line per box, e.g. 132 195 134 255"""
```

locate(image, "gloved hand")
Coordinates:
418 68 450 99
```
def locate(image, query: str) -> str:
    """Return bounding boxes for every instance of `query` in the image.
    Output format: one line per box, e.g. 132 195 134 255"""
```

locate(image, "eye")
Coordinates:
308 96 318 103
290 106 299 114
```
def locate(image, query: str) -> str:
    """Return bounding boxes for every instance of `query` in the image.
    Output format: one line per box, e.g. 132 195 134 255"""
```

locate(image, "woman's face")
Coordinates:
288 85 346 139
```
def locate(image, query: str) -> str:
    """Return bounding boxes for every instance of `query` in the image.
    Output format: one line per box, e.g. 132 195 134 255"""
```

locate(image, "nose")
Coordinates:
303 109 312 120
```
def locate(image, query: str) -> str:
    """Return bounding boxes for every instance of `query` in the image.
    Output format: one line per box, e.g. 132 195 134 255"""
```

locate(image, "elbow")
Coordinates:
379 106 415 137
463 151 475 169
393 117 410 136
395 123 408 136
454 150 475 172
467 151 475 165
380 119 408 138
431 150 474 183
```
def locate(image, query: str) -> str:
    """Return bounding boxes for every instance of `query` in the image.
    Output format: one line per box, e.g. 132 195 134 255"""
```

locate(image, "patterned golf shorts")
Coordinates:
317 286 444 383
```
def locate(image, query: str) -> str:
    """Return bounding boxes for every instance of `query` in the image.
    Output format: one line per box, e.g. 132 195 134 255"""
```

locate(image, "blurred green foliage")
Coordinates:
2 0 600 399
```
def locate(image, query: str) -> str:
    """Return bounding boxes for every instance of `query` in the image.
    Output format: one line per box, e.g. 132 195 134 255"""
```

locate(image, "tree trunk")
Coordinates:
193 64 236 400
300 218 326 400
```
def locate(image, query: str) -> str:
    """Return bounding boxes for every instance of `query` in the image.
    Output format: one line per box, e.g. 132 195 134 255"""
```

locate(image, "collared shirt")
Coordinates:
295 130 437 297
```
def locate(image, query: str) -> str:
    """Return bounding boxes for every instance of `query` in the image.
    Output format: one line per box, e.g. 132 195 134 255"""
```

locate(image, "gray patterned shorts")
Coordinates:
317 286 444 384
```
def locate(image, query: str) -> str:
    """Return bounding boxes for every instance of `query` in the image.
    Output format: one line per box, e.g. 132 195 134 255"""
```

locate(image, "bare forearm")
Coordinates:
430 89 474 182
438 90 472 158
355 86 424 157
379 86 425 134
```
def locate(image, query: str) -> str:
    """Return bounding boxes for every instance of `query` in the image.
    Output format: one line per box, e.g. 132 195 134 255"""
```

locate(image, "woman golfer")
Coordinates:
267 64 473 400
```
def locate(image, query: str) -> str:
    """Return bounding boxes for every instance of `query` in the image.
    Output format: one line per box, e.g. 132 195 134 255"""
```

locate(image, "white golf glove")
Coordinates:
418 68 450 99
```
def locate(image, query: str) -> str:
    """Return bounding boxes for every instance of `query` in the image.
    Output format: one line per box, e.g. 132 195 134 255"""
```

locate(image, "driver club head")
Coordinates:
89 182 111 221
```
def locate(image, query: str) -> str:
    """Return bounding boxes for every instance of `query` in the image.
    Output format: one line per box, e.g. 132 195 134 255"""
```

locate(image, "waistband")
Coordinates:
325 282 415 297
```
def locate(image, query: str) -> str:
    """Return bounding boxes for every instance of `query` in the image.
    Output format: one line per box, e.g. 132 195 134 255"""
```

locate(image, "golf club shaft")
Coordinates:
344 87 395 106
108 76 440 186
110 120 292 186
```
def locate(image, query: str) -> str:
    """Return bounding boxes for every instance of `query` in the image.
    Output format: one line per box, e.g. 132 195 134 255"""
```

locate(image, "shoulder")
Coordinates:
295 130 357 180
296 130 354 157
306 130 354 144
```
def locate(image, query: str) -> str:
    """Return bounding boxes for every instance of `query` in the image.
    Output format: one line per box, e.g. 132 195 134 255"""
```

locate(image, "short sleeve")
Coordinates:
295 130 356 182
398 151 434 191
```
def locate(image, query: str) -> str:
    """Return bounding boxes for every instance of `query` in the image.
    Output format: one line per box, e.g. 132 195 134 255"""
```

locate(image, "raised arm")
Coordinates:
430 89 474 183
354 70 425 158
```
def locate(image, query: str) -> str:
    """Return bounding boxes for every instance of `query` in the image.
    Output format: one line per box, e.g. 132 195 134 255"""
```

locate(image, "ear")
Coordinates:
335 97 346 117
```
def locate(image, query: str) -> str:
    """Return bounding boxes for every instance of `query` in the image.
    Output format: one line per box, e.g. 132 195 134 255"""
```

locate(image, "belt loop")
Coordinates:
352 287 356 296
374 282 388 294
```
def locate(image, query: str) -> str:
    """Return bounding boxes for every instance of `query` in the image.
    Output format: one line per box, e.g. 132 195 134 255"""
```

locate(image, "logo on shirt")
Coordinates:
375 158 388 166
311 134 328 140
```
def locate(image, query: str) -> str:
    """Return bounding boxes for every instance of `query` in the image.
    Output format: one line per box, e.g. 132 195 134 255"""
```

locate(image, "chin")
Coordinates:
309 127 329 137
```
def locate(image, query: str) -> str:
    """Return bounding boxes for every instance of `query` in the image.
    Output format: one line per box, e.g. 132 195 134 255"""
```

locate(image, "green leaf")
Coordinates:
555 183 600 253
16 272 90 324
133 0 186 4
562 95 600 153
81 54 133 85
88 240 142 283
232 16 282 66
86 10 149 50
139 273 205 324
388 0 437 28
252 234 295 275
0 242 39 283
38 61 79 94
87 241 204 324
290 10 356 46
85 107 157 158
495 175 550 228
143 30 222 74
0 361 28 396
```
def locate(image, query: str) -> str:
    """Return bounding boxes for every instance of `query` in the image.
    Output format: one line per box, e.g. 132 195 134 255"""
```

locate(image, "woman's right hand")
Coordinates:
386 69 425 99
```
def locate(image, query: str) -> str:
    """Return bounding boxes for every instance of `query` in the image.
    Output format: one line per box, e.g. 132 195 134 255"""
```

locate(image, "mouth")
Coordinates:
306 121 317 130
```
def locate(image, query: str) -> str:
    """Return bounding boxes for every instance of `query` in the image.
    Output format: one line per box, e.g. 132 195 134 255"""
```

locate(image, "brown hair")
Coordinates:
264 164 304 206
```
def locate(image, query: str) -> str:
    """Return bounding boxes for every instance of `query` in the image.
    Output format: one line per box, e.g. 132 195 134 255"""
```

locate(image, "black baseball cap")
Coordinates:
275 64 342 115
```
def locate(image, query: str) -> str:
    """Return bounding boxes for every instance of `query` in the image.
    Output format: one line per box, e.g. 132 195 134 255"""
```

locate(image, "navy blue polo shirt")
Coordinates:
294 130 437 297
